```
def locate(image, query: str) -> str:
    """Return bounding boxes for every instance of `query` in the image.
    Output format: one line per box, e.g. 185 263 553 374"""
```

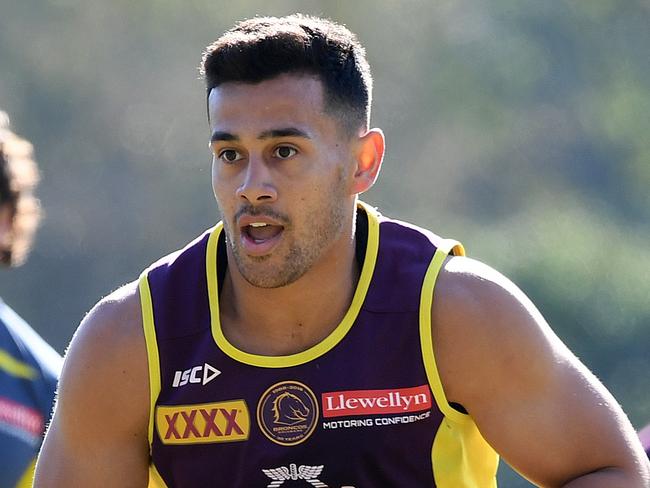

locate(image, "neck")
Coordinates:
219 217 361 356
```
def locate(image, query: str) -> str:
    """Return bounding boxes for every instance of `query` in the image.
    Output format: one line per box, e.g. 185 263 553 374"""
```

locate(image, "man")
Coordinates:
0 110 62 487
35 15 649 487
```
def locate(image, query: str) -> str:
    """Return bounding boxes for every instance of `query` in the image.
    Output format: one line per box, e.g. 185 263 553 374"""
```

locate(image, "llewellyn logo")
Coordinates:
321 385 431 418
257 381 319 446
156 400 249 445
172 363 221 387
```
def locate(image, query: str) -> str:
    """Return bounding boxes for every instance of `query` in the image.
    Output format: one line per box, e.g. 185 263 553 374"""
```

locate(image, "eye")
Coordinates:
272 146 297 159
217 149 243 164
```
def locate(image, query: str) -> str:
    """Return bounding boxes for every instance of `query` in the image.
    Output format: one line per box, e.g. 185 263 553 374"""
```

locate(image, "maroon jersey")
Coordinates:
140 202 498 487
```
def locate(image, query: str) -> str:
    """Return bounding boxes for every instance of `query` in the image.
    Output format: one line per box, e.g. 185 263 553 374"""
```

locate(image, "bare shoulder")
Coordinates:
430 256 649 486
431 254 566 400
35 280 150 486
432 255 548 330
67 280 144 363
58 279 148 432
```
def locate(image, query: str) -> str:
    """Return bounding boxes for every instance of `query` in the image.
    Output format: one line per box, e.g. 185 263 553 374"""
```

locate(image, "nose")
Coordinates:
235 157 277 204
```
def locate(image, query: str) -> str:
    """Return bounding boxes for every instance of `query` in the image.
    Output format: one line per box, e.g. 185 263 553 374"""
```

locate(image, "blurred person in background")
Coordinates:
0 110 62 487
35 15 649 487
640 424 650 459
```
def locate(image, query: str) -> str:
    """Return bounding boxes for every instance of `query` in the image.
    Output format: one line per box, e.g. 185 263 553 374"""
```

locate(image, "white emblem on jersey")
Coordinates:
172 363 221 387
262 463 328 487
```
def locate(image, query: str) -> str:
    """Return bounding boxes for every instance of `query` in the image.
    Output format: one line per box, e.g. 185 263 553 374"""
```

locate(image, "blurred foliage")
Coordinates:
1 1 648 486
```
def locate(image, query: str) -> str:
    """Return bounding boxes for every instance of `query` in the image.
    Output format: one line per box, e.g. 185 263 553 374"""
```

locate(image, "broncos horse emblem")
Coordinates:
271 392 310 425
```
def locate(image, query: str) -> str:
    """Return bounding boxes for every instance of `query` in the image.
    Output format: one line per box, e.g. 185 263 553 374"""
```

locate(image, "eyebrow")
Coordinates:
258 128 311 140
210 131 238 143
210 127 311 143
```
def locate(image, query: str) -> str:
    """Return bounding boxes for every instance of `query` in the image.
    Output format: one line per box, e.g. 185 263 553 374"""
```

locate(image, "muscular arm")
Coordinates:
433 256 650 487
34 282 151 487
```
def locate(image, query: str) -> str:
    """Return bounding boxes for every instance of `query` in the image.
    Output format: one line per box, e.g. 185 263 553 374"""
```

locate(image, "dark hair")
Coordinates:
0 111 41 267
200 14 372 134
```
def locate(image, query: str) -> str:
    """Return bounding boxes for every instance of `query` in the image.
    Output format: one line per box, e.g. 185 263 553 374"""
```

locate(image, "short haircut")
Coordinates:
200 14 372 134
0 111 41 267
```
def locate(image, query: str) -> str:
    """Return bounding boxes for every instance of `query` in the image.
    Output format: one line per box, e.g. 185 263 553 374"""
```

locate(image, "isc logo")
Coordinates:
172 363 221 387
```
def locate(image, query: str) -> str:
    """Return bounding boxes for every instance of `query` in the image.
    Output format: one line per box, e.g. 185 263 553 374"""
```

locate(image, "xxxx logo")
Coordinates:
156 400 249 445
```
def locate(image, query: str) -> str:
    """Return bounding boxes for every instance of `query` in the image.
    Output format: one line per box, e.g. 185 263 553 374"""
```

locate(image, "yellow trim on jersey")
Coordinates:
419 242 466 423
419 242 499 487
139 273 162 448
148 464 169 488
432 417 499 487
0 349 37 379
207 201 380 368
444 238 466 258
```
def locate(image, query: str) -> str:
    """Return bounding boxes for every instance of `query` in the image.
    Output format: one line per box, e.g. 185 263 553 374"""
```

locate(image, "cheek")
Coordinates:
211 176 229 213
211 164 232 203
211 160 219 191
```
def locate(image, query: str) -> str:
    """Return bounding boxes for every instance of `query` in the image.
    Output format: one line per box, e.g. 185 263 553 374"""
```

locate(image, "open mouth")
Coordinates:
243 222 284 243
239 221 285 256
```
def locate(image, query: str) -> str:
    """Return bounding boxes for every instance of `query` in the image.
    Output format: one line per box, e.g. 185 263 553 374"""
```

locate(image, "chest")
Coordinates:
150 310 443 487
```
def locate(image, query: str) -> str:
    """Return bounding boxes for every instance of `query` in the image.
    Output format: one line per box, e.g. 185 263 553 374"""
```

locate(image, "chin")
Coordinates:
240 261 307 289
242 273 293 289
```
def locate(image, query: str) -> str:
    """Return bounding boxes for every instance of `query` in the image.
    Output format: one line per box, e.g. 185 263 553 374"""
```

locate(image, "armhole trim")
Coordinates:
139 272 161 449
148 464 169 488
419 239 468 425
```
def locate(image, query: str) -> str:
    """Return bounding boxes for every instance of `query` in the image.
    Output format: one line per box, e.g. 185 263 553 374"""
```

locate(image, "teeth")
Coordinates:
249 222 268 228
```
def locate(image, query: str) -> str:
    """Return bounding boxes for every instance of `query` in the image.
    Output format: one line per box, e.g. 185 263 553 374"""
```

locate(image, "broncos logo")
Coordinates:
271 392 310 425
257 381 318 445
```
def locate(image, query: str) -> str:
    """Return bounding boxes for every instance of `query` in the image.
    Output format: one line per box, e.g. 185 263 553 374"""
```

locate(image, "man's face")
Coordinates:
208 74 357 288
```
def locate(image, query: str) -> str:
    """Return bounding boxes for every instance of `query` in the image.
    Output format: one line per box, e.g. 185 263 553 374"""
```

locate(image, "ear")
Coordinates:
350 128 385 195
0 204 13 249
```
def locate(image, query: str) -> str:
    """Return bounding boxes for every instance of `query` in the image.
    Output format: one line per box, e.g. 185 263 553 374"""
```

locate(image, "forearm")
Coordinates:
561 466 650 488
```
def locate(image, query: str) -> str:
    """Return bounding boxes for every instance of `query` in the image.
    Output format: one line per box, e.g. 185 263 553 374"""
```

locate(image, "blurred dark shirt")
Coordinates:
0 298 61 487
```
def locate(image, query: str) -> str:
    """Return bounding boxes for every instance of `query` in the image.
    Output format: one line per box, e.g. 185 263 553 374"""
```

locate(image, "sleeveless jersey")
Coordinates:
141 202 499 487
0 298 62 487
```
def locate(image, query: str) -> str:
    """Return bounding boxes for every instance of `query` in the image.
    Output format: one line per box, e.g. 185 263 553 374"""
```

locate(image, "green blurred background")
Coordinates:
1 0 648 485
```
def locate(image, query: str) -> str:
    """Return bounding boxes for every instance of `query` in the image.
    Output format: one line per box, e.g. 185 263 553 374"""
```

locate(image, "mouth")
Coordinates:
239 220 285 256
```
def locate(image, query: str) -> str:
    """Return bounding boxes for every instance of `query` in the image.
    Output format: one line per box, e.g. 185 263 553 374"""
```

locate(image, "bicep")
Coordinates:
434 257 644 486
34 292 150 487
474 343 636 486
37 416 149 487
